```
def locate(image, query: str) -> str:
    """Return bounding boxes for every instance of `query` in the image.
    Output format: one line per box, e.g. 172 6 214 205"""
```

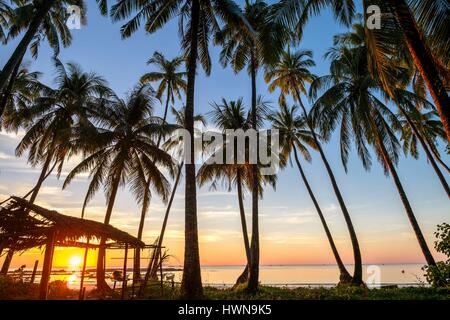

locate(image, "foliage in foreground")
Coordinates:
201 286 450 300
424 223 450 287
0 277 78 300
1 277 449 300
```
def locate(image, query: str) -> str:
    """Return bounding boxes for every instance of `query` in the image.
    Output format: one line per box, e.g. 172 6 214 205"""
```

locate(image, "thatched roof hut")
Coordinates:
0 197 145 250
0 197 146 300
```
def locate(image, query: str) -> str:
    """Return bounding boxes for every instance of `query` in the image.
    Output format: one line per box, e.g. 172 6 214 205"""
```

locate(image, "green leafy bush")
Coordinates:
424 223 450 287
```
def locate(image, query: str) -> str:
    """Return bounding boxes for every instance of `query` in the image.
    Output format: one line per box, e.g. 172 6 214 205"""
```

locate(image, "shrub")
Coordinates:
424 223 450 287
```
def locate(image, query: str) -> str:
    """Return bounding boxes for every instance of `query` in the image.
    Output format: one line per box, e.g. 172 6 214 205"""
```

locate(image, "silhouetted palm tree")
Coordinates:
0 0 13 43
111 0 248 298
144 106 205 284
273 0 450 140
215 0 287 292
384 0 450 141
141 52 187 131
1 63 45 127
396 107 450 196
197 98 276 286
265 48 363 285
311 39 437 268
63 84 175 292
269 103 353 284
0 0 107 96
1 61 111 274
134 52 186 280
332 22 450 197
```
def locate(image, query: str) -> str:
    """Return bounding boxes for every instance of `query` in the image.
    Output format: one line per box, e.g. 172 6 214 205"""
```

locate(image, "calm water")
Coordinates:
180 264 426 287
40 264 426 289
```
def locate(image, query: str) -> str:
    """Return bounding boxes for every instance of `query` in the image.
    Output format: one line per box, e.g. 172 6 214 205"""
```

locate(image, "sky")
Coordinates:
0 1 448 270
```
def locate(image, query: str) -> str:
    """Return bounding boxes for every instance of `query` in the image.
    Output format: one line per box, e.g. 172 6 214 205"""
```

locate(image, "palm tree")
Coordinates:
1 63 45 127
197 98 276 286
16 61 112 205
273 0 450 140
143 106 205 286
332 22 450 197
400 110 450 175
141 51 187 132
133 52 186 280
1 61 111 274
0 0 13 43
110 0 248 298
395 107 450 197
215 0 287 292
384 0 450 141
0 0 108 96
63 84 175 292
265 48 364 285
1 0 73 119
269 103 353 284
311 40 437 268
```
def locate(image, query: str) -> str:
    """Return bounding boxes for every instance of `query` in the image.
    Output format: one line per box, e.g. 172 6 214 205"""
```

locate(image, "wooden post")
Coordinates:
79 239 89 300
121 244 128 300
30 260 39 283
131 282 135 300
39 230 56 300
131 249 136 300
159 249 163 295
0 249 14 275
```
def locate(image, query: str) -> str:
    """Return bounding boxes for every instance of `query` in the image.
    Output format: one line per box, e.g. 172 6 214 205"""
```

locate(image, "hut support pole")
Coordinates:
39 231 56 300
0 249 13 275
121 244 128 300
30 260 39 283
79 239 89 300
159 249 163 295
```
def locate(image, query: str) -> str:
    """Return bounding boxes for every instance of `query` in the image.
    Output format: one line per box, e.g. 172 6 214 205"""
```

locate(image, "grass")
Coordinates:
0 276 79 300
202 285 450 300
138 282 450 300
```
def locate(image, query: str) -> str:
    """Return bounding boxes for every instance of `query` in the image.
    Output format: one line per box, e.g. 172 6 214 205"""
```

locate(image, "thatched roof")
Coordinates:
0 197 145 251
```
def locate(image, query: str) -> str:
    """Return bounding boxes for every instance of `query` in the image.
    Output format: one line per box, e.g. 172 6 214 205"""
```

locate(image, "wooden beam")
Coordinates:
39 230 56 300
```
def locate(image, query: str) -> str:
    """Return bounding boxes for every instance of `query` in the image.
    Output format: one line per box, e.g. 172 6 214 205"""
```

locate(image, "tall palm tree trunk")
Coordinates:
134 85 172 281
0 51 25 118
234 170 251 286
292 146 353 284
374 126 436 267
97 174 121 292
247 50 260 293
133 180 151 281
181 0 202 299
426 138 450 175
399 107 450 197
295 89 363 285
237 171 252 264
28 150 54 205
0 0 56 95
145 162 183 283
386 0 450 142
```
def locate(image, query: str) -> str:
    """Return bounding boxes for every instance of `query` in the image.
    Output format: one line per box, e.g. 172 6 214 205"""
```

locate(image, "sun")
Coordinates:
68 255 82 269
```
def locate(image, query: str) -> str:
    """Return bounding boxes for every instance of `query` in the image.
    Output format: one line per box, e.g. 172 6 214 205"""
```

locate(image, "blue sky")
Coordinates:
0 1 448 268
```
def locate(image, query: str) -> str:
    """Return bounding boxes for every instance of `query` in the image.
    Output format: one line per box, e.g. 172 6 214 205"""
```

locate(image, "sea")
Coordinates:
24 264 427 290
